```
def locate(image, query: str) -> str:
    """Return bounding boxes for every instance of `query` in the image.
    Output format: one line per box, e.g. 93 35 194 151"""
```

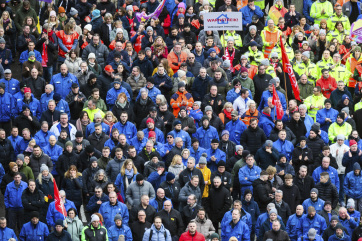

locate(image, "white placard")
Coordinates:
203 12 243 31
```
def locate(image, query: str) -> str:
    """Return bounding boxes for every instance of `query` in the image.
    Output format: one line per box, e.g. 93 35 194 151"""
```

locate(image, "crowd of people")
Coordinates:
1 0 362 240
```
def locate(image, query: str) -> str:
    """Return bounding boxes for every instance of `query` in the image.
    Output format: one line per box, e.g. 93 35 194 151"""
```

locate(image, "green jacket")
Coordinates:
231 158 245 186
245 47 264 66
19 163 34 181
84 96 108 113
15 5 38 33
327 13 351 31
81 224 108 241
232 75 255 96
220 31 243 49
310 0 333 24
298 80 314 100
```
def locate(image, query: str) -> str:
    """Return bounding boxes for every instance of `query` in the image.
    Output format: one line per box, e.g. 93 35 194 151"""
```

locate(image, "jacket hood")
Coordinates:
252 178 266 188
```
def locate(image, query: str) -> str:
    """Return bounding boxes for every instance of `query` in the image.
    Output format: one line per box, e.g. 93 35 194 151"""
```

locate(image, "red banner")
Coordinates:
272 84 284 120
54 181 67 217
280 35 301 101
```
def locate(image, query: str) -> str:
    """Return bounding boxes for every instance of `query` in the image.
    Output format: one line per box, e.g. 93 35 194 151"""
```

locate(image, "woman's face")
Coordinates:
187 7 193 14
82 113 89 120
226 106 232 112
117 32 123 38
117 65 124 73
98 173 104 180
2 13 8 19
156 38 163 45
320 35 326 40
141 92 147 99
321 22 327 28
330 45 336 52
26 18 32 25
126 162 133 170
156 98 161 104
293 29 300 34
182 152 189 159
12 165 18 172
60 12 65 17
70 169 76 175
119 96 126 103
106 114 113 122
126 44 132 51
300 18 306 25
337 24 343 31
298 34 303 40
127 10 133 15
89 58 95 63
71 52 76 58
69 210 75 218
42 169 49 176
50 16 56 21
150 19 155 26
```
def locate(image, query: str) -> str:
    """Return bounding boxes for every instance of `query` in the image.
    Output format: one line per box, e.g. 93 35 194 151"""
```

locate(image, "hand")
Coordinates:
279 170 284 175
277 67 282 73
272 187 276 192
266 148 272 153
25 67 30 72
157 169 164 175
74 96 78 101
347 213 350 220
210 100 214 105
235 88 240 94
101 9 106 14
359 150 362 156
64 222 68 228
230 187 233 192
321 8 325 14
4 60 8 65
269 41 273 45
5 25 9 30
205 181 208 184
304 156 309 161
159 82 164 86
96 200 102 205
53 121 59 125
249 5 255 10
299 155 302 160
218 100 222 105
211 156 216 161
76 145 82 151
134 23 137 27
336 149 339 155
322 87 326 91
344 149 348 153
329 84 333 89
310 105 315 109
28 116 33 121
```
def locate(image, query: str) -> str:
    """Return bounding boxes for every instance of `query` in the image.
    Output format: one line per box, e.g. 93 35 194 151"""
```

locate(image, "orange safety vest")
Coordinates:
350 60 362 87
262 30 280 58
56 31 79 58
109 40 127 51
242 109 259 126
236 0 248 10
234 64 258 79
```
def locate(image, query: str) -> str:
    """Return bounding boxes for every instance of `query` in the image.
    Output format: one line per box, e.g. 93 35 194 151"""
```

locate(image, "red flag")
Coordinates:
280 35 301 101
54 181 67 217
272 84 284 120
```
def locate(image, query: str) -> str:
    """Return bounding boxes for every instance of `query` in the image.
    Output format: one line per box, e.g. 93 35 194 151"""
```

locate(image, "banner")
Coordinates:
204 12 243 31
136 0 166 23
350 19 362 43
280 35 300 101
54 181 67 218
272 84 284 120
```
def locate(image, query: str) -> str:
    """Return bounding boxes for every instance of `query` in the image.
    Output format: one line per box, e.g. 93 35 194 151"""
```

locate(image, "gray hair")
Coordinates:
59 190 66 196
175 137 183 143
275 190 283 196
46 84 54 91
94 169 108 182
213 176 222 182
299 104 307 110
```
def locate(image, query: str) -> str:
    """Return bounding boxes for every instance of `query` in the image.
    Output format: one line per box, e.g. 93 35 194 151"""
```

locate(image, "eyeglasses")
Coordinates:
188 57 195 59
167 137 173 139
95 191 102 193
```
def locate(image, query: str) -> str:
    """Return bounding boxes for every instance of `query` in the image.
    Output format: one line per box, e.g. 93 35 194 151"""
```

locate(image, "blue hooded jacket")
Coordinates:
258 112 275 137
302 198 325 214
34 130 56 149
312 166 339 190
194 125 219 149
273 139 294 161
39 92 54 112
239 165 261 195
225 119 247 144
108 224 132 241
286 214 305 241
258 90 287 111
143 128 165 144
46 199 76 227
115 173 138 201
296 213 327 237
344 162 362 199
4 180 27 209
50 73 79 99
19 221 49 241
43 143 63 176
206 148 226 172
168 129 191 149
221 218 250 241
0 78 19 95
106 86 131 110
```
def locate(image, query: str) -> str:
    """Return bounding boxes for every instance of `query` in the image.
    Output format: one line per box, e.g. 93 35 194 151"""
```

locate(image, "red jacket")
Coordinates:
316 75 337 99
179 231 205 241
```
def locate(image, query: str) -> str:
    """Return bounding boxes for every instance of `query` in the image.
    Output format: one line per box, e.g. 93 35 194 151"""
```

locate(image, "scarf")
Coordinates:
42 175 51 182
186 12 195 18
140 98 147 105
224 47 235 71
2 18 9 25
125 168 134 179
28 57 35 62
134 74 140 81
223 109 232 119
174 51 181 62
41 43 48 67
88 62 95 67
117 101 127 108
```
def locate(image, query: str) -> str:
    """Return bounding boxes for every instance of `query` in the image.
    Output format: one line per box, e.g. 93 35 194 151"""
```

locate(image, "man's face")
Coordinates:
246 157 254 166
132 68 139 76
95 126 102 135
109 193 117 204
210 86 218 96
31 217 39 225
187 160 194 169
275 192 282 202
322 159 330 169
211 142 219 150
299 168 307 177
120 114 128 123
267 20 274 29
191 178 199 187
33 147 41 156
22 131 30 139
141 196 149 206
93 36 100 45
138 212 146 222
248 1 254 7
323 51 330 59
279 131 286 140
154 218 162 229
157 189 165 199
232 210 240 221
0 131 5 140
60 115 68 124
272 222 280 232
296 206 304 215
311 192 318 200
276 122 283 130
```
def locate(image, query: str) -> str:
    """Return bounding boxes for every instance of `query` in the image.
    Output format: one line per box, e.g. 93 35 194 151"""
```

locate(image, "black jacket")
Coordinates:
178 168 205 194
292 146 314 173
323 223 349 241
22 77 46 99
192 75 212 102
269 126 297 146
47 230 72 241
205 185 232 222
35 35 57 67
286 118 307 143
87 132 109 152
56 151 80 178
130 204 156 224
240 126 267 155
179 31 197 48
306 135 326 160
158 109 175 134
130 221 151 241
293 175 315 203
40 109 61 128
182 204 201 227
82 166 100 196
201 93 224 115
318 209 338 226
210 171 232 190
78 149 101 172
133 97 156 128
273 200 291 225
0 138 14 170
61 175 83 207
352 225 362 241
176 116 196 136
219 139 236 161
112 102 134 124
21 187 45 222
160 180 181 210
315 179 339 209
262 229 289 241
156 209 184 237
252 178 274 212
65 91 87 120
17 34 36 53
279 184 301 214
253 73 273 104
314 153 339 172
99 23 112 47
166 146 183 167
13 113 40 136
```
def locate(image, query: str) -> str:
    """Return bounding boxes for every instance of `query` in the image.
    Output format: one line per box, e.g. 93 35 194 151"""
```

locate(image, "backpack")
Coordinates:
149 229 167 241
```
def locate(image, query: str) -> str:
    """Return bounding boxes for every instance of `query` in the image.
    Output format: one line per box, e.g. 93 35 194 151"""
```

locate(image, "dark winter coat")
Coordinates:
21 187 45 222
315 179 339 209
279 184 301 214
255 144 280 170
252 178 274 212
240 126 267 155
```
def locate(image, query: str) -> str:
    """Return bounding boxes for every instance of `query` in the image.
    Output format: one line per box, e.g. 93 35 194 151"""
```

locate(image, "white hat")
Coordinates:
88 53 96 59
116 28 123 34
84 24 92 32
